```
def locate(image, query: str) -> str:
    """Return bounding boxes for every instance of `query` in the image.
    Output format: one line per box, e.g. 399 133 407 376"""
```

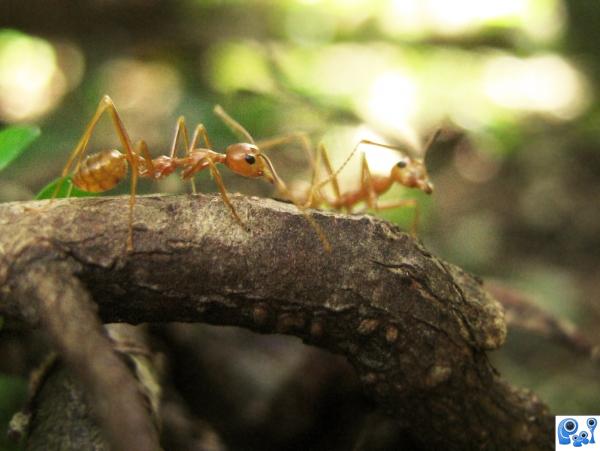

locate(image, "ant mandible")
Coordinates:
54 95 328 251
302 130 439 232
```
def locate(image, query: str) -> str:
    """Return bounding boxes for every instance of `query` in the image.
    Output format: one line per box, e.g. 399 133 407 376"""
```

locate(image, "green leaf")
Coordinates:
35 176 98 200
0 125 41 171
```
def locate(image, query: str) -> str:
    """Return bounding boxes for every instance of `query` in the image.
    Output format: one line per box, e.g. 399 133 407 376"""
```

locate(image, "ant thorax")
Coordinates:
179 150 222 180
145 155 176 179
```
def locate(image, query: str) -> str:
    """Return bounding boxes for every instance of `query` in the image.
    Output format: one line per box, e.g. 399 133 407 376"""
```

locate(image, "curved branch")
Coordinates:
0 194 553 450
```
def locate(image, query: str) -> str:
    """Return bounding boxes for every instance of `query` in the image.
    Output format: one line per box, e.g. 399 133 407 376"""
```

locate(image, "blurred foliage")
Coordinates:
0 117 34 375
0 0 599 444
0 126 39 172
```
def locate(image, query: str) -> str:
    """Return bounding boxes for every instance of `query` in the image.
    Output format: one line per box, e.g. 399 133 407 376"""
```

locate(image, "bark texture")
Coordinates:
0 194 554 450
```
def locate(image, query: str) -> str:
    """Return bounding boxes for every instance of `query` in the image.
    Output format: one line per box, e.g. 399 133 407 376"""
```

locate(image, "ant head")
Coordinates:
390 157 434 194
225 143 274 183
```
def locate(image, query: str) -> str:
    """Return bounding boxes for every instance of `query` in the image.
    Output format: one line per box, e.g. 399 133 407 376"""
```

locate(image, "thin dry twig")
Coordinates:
486 280 600 361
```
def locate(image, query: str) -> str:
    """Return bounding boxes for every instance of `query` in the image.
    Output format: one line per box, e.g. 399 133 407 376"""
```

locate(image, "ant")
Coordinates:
53 95 328 251
302 130 439 232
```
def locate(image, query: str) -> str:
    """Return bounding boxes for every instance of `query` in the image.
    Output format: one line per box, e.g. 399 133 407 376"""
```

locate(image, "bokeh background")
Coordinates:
1 0 599 449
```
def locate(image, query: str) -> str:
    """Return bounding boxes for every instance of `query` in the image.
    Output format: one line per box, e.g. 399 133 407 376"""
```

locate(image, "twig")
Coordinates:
486 280 600 361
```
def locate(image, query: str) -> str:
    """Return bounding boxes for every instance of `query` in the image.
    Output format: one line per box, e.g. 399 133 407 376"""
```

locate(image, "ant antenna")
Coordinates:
312 139 370 192
213 105 256 145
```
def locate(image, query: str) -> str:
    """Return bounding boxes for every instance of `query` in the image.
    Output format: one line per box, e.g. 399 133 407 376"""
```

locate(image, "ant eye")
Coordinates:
245 154 256 165
396 160 407 168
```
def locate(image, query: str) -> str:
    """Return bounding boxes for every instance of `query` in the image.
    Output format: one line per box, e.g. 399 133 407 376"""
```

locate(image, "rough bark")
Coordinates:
25 362 110 451
21 324 160 451
0 194 554 450
5 260 160 451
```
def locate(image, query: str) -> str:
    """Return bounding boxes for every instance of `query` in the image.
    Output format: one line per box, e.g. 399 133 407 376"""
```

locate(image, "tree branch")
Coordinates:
0 194 553 450
20 324 161 451
3 247 160 450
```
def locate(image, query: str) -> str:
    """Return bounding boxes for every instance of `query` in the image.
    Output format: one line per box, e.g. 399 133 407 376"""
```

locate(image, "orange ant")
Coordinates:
54 95 328 251
302 130 439 232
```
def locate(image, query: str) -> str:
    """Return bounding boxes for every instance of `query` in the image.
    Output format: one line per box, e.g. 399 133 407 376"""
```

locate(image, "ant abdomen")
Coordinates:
72 149 128 192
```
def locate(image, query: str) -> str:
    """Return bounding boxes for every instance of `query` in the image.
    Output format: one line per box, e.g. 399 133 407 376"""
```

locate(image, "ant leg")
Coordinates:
169 117 191 159
305 143 343 209
168 117 197 193
302 140 322 208
106 101 140 251
102 99 140 251
189 124 213 150
311 139 365 211
166 118 213 195
317 143 342 203
185 123 214 194
204 156 245 228
360 153 378 210
54 96 131 199
169 116 215 158
213 105 255 144
134 140 155 178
